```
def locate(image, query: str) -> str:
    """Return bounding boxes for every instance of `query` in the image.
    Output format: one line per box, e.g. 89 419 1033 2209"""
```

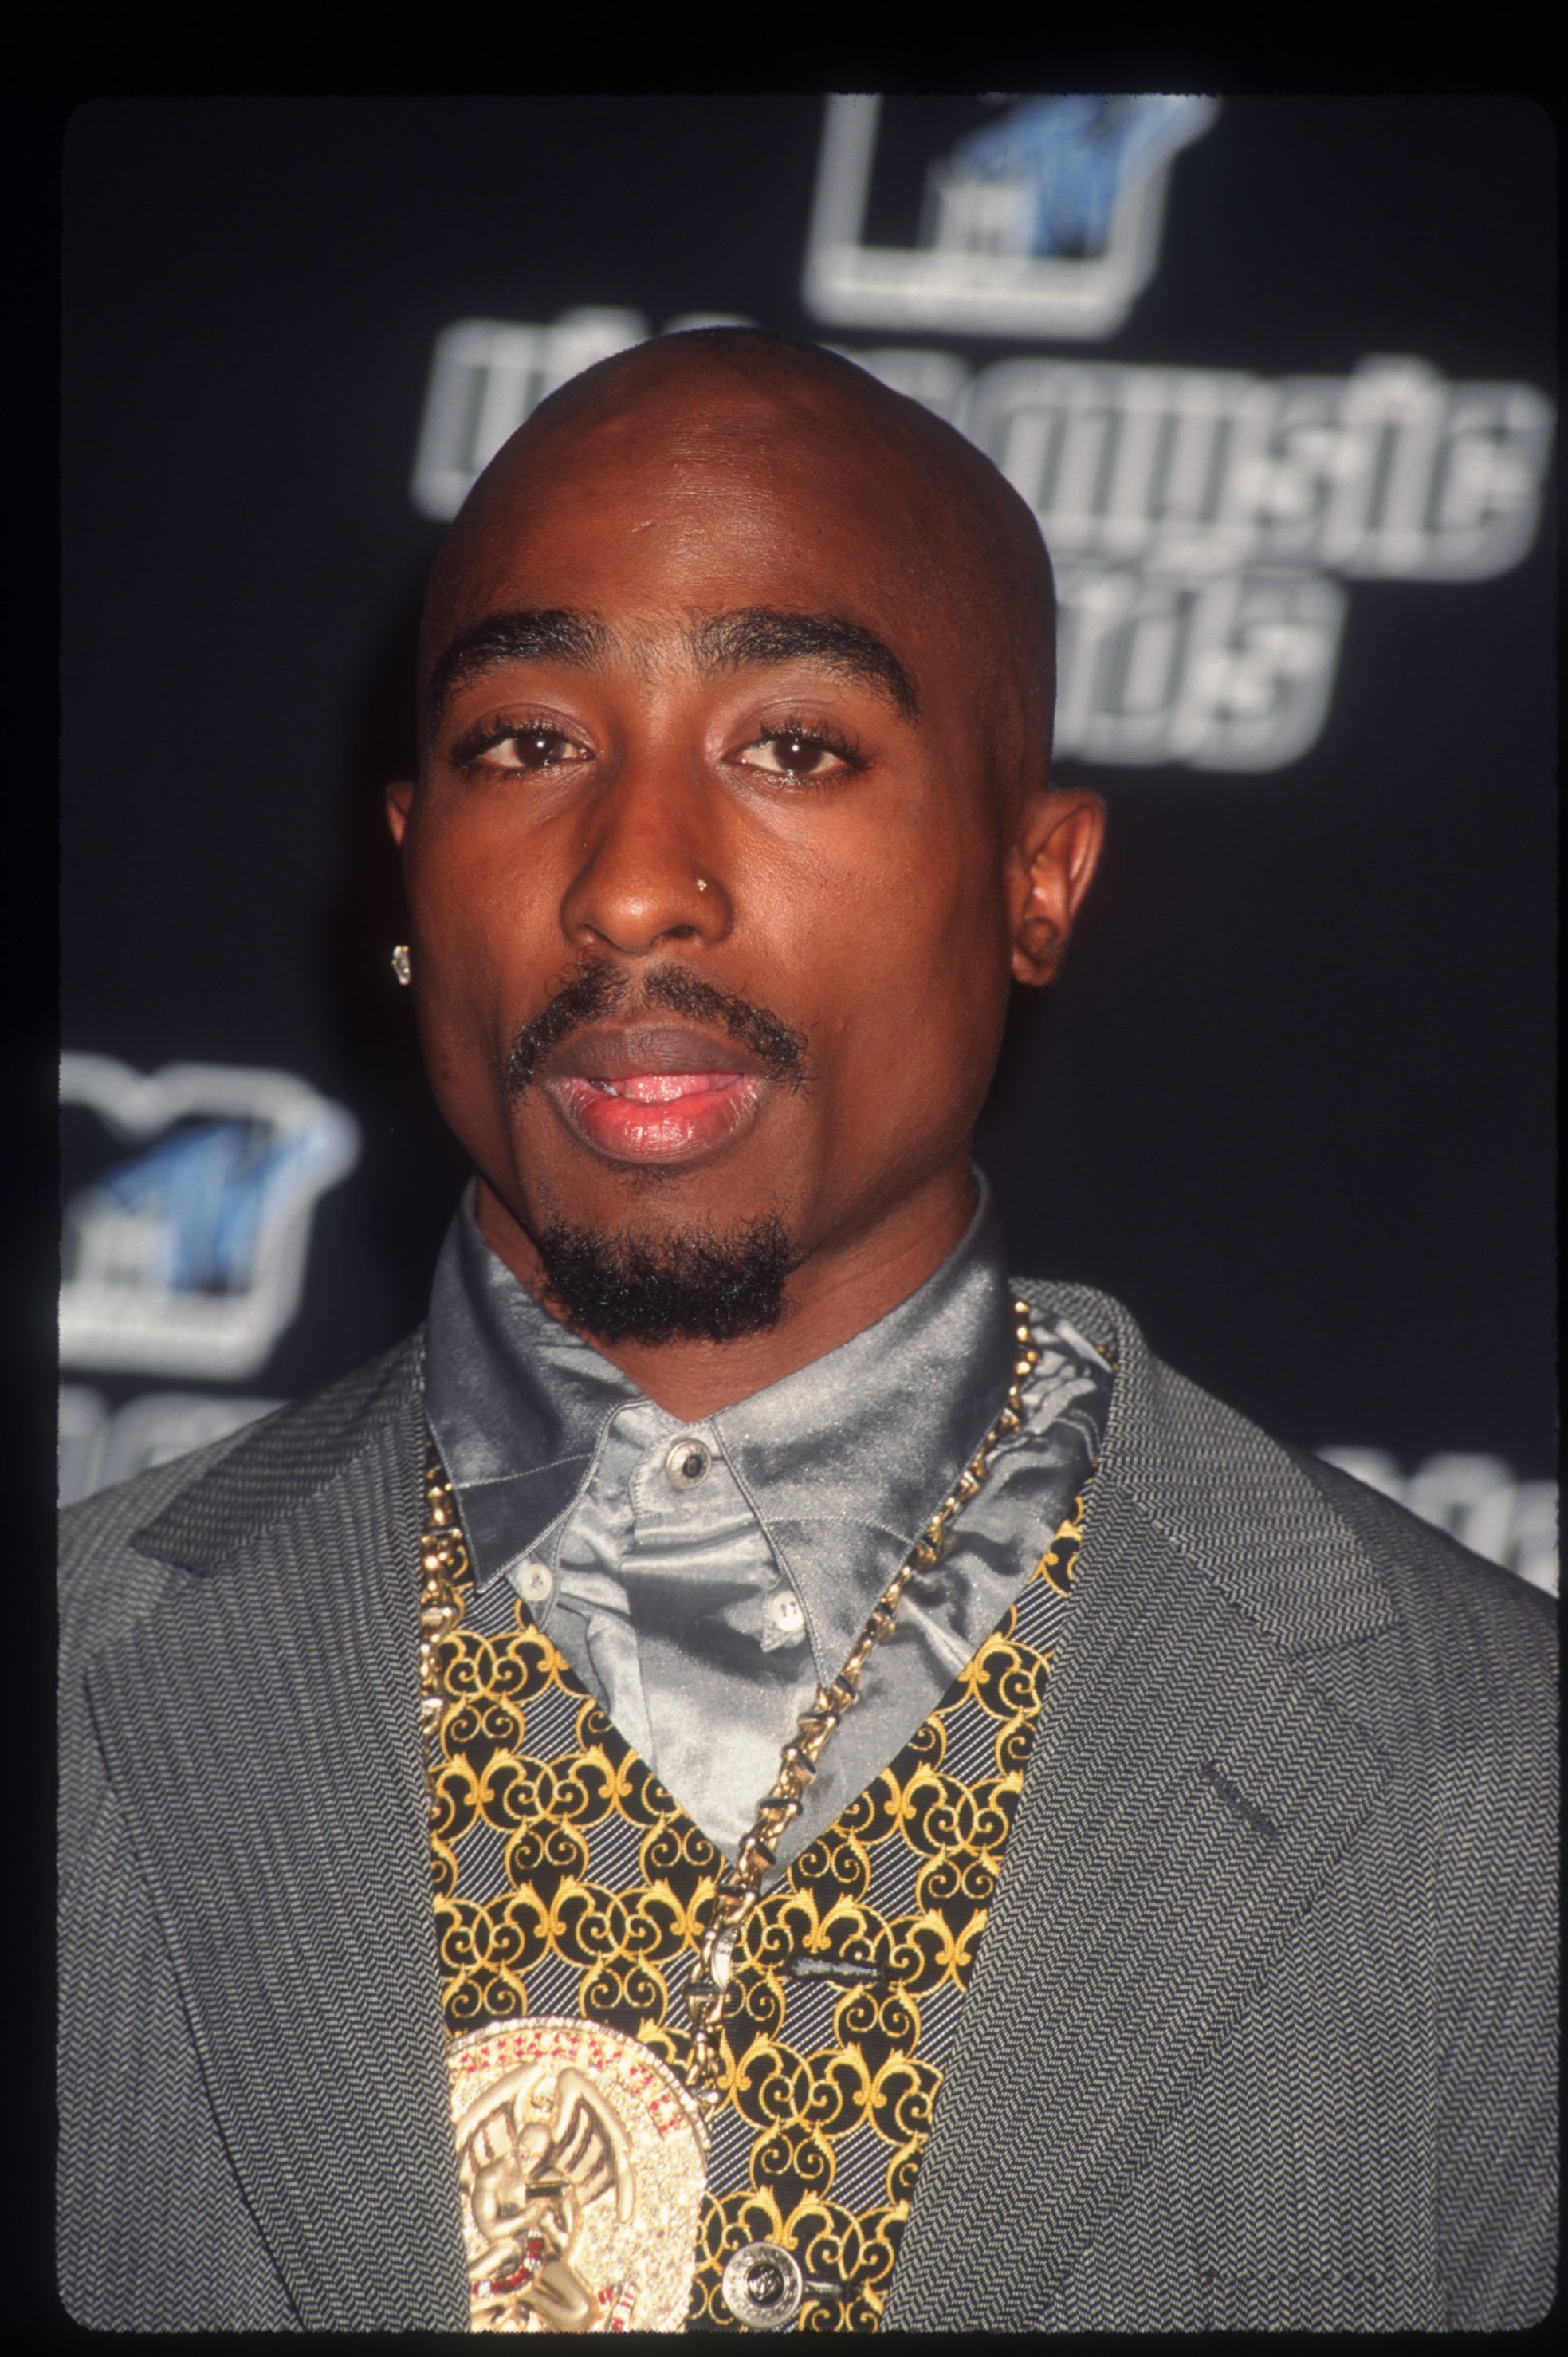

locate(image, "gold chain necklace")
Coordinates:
418 1295 1043 2331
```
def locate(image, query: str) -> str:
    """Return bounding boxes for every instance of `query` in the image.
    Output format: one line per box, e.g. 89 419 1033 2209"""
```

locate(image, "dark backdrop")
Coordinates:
59 96 1555 1576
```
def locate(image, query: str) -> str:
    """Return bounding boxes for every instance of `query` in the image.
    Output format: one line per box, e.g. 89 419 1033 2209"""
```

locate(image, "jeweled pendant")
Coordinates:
449 2016 709 2334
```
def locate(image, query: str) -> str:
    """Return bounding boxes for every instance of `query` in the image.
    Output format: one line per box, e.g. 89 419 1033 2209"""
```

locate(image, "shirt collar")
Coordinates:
423 1176 1019 1666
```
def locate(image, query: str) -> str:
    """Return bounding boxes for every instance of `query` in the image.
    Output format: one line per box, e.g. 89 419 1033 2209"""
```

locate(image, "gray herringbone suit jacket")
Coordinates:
57 1279 1557 2331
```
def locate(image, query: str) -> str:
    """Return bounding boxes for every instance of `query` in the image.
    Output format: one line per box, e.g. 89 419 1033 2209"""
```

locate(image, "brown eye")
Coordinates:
741 730 853 780
508 726 580 769
774 734 831 775
453 715 594 776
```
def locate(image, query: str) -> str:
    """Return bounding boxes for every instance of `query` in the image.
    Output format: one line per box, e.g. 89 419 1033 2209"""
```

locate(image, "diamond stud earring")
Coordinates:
391 944 412 986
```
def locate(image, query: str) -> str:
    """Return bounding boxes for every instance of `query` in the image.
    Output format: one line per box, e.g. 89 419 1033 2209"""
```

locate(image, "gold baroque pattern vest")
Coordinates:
427 1454 1094 2332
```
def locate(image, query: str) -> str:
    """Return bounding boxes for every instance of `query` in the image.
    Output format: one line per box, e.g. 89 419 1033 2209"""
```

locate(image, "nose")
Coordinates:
560 750 730 956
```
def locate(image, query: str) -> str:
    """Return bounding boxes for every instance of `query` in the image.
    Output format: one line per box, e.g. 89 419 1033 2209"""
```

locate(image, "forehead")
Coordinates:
434 384 942 650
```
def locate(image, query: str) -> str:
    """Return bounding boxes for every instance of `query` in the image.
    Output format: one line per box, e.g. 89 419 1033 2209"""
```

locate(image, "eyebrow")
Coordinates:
692 608 918 719
424 609 611 736
423 603 919 735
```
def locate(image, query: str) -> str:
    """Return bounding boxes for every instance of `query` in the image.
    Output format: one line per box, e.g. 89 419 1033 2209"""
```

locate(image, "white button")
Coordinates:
508 1557 554 1606
665 1437 713 1489
764 1588 806 1639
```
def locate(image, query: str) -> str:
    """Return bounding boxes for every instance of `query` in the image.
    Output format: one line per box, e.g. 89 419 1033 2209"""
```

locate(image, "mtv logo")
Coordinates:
60 1056 360 1380
804 94 1218 340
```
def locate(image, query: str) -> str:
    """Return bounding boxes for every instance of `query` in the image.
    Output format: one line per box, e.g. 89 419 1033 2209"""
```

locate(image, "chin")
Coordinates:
533 1210 796 1346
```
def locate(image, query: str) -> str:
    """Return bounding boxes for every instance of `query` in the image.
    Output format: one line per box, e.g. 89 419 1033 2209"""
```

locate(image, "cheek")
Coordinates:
779 828 1010 1092
406 805 564 1014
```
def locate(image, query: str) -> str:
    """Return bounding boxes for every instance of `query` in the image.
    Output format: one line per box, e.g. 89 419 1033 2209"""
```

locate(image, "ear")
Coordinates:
1006 786 1106 988
385 778 415 848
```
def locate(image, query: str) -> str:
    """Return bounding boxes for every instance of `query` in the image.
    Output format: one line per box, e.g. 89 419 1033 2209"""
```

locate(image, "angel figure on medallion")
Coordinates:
459 2060 639 2331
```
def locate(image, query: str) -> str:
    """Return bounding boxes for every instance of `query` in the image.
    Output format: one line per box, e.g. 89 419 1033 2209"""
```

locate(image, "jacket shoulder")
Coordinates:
1012 1270 1554 1694
1291 1444 1555 1694
59 1332 426 1652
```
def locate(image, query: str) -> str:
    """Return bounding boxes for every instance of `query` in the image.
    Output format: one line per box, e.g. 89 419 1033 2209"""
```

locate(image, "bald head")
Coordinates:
419 328 1056 799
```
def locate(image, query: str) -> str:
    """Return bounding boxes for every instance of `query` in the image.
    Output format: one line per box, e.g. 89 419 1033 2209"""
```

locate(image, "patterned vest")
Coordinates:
426 1447 1094 2331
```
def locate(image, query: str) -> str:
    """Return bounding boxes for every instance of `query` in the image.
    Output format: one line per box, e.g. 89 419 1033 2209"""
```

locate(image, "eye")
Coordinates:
735 725 860 781
489 723 591 773
452 716 595 774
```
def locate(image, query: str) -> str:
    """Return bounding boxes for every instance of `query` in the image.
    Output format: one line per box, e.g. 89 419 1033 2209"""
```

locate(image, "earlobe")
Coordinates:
1011 916 1063 988
386 779 415 848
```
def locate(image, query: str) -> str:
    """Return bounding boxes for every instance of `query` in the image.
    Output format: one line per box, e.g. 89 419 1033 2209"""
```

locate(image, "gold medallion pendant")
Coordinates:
450 2016 709 2334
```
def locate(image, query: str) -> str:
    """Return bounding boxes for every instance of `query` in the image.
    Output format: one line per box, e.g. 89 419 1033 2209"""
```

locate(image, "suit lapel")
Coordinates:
889 1289 1398 2330
84 1344 469 2331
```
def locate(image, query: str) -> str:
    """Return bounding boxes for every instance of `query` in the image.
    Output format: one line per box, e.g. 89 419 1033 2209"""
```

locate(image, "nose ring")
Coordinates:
695 876 709 892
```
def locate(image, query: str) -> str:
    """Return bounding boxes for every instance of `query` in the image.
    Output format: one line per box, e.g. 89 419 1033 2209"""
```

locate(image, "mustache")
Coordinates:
503 962 811 1096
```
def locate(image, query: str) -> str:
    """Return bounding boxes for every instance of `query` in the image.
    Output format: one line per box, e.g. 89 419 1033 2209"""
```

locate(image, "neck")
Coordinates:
474 1162 979 1422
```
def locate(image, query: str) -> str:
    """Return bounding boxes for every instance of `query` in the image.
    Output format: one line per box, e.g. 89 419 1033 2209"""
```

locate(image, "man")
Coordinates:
58 330 1555 2333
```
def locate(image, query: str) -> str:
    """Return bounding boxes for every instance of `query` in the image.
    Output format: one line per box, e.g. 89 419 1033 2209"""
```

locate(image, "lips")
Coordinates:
541 1023 771 1164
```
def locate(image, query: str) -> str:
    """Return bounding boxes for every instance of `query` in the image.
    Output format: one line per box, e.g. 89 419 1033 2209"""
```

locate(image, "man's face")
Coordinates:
389 373 1087 1332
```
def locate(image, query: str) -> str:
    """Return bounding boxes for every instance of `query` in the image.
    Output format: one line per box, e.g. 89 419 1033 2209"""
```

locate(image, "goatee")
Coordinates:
535 1214 793 1344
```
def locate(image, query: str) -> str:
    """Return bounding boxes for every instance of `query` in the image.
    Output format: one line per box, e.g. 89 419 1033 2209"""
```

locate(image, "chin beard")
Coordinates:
535 1214 793 1344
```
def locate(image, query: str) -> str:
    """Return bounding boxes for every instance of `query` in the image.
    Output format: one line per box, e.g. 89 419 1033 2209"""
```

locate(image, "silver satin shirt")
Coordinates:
424 1178 1113 1873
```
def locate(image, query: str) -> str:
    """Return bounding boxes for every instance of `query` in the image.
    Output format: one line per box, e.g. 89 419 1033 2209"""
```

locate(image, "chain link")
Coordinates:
419 1462 470 1754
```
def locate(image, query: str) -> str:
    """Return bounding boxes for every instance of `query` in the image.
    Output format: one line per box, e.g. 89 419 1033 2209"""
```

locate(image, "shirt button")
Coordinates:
665 1437 713 1490
507 1557 554 1607
721 2242 804 2329
764 1588 806 1639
